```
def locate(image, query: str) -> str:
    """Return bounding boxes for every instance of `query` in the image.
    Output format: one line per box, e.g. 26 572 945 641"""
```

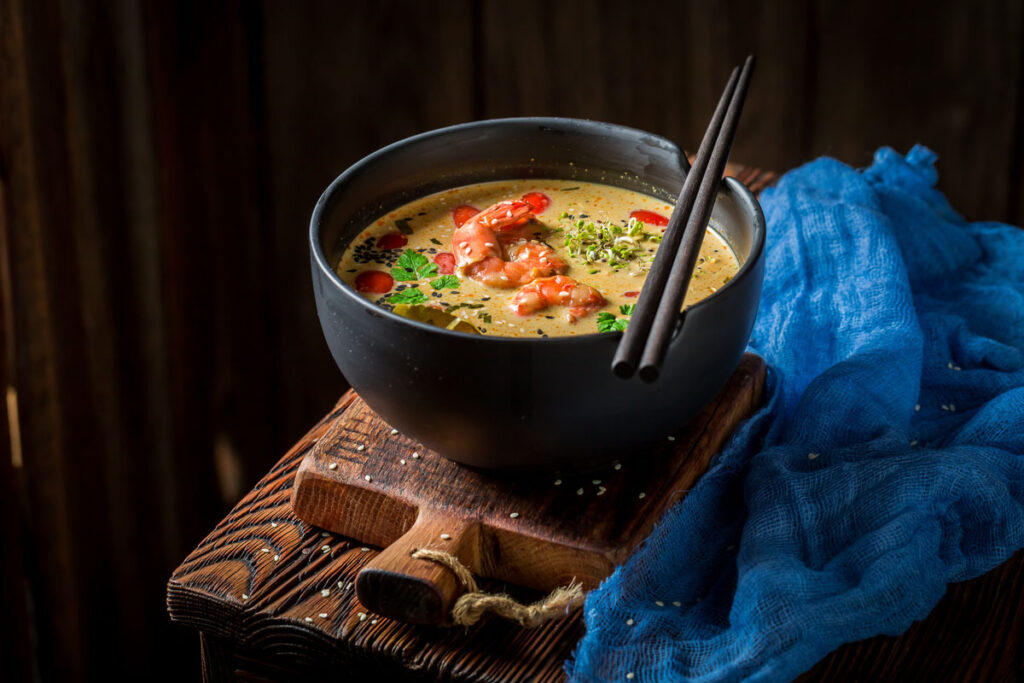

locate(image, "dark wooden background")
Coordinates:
1 1 1021 680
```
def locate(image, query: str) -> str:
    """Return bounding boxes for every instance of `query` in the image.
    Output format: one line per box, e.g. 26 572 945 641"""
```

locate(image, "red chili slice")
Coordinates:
376 233 408 250
629 209 669 227
452 205 480 228
355 270 394 293
521 192 550 214
434 252 456 274
624 291 639 298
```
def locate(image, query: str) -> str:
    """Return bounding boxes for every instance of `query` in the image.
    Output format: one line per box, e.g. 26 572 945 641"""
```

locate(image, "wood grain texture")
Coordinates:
290 355 765 624
3 1 1022 679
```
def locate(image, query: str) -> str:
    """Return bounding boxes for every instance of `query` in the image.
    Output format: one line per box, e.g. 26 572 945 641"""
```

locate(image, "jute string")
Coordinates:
410 548 585 627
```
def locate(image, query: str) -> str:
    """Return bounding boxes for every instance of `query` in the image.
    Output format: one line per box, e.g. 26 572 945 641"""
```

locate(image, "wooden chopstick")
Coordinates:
611 65 741 378
636 55 755 381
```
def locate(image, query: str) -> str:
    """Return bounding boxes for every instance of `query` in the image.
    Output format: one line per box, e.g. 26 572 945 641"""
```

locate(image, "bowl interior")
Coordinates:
315 119 759 307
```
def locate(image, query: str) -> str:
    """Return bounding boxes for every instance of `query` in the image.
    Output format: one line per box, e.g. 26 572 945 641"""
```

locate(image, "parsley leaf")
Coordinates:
596 312 619 333
388 288 427 305
391 249 438 281
430 274 460 290
614 318 629 331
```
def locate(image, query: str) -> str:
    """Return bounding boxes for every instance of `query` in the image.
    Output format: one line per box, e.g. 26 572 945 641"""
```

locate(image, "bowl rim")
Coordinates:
309 116 766 345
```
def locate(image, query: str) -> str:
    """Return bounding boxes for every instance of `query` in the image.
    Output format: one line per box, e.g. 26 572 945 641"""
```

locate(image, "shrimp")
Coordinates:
509 275 606 321
453 200 566 288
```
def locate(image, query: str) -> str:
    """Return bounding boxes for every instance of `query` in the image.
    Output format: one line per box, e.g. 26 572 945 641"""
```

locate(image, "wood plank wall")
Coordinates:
1 0 1021 680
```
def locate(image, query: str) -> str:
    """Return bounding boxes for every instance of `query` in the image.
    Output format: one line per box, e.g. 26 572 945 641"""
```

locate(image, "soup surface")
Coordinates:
336 179 738 338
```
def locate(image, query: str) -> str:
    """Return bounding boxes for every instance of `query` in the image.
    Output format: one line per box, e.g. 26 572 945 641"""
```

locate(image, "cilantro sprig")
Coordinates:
430 274 460 290
391 249 438 282
597 304 636 333
388 288 428 305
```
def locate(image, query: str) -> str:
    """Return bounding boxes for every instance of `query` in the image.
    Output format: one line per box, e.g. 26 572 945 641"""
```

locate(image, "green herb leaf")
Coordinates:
614 318 629 331
478 312 492 324
596 312 619 333
430 275 460 290
388 288 427 305
559 186 580 191
392 249 438 281
394 218 414 235
619 303 636 316
429 237 442 245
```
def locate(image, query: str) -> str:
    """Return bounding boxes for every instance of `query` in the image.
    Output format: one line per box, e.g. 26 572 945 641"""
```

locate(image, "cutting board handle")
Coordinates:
355 509 481 625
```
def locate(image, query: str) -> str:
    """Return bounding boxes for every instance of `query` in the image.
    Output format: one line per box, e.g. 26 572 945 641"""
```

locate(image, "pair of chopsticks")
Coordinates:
612 55 756 382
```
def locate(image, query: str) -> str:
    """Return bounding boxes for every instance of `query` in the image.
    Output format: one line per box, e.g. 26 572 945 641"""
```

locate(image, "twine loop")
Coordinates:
411 547 585 627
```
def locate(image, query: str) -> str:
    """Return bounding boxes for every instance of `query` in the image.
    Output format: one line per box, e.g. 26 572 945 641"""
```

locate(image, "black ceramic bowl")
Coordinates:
311 118 764 470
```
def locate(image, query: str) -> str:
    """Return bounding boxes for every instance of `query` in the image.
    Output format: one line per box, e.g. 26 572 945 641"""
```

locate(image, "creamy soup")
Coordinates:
335 179 738 338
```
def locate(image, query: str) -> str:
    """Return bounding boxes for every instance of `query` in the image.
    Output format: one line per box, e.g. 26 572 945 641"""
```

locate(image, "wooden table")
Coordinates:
166 166 1023 682
167 393 1023 683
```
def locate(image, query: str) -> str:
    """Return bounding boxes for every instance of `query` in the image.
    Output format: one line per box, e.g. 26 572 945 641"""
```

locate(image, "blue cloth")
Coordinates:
567 146 1024 682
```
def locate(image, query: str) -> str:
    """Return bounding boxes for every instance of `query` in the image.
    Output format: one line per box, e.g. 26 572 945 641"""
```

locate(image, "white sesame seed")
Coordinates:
672 601 682 607
364 475 372 482
358 612 367 621
941 404 949 411
910 440 918 446
321 532 329 537
509 512 519 519
459 241 469 248
304 616 313 622
391 428 399 435
627 674 635 680
954 365 962 371
273 554 280 562
626 618 634 625
554 479 562 485
667 435 676 442
360 547 369 552
271 522 278 528
321 545 330 553
506 210 513 218
577 488 584 495
261 548 270 553
321 589 330 597
357 444 365 452
440 533 451 540
655 601 664 607
328 462 338 470
400 459 406 465
592 479 602 485
242 593 249 600
638 492 646 499
596 487 606 496
614 463 622 470
949 404 956 411
808 452 819 460
412 452 420 459
319 612 329 618
915 404 920 411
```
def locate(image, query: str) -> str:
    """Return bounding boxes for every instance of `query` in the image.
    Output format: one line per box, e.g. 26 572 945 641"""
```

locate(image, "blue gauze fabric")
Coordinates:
566 146 1024 682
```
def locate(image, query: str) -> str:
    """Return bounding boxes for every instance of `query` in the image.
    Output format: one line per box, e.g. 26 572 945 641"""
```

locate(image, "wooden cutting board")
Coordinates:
291 353 765 625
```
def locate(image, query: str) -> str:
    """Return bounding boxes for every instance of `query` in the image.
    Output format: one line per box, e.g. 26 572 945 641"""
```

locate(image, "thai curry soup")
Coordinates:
335 179 739 338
